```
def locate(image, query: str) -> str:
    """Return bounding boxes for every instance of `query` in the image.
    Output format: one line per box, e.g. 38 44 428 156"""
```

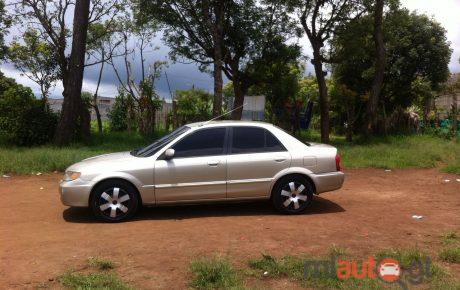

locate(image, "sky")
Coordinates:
1 0 459 100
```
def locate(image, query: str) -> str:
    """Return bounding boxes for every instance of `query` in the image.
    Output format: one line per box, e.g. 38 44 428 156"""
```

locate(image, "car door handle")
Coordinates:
274 157 286 162
207 161 219 166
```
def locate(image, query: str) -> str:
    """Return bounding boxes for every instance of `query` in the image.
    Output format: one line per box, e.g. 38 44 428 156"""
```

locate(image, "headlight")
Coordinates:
63 171 81 181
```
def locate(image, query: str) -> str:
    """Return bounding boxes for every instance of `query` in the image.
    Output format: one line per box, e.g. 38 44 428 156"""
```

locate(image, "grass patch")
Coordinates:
88 257 115 270
441 231 459 245
59 272 131 290
189 257 242 289
439 248 460 263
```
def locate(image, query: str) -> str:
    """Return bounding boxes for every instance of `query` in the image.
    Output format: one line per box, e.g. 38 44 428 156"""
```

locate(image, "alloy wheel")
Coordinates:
280 181 309 210
98 187 132 219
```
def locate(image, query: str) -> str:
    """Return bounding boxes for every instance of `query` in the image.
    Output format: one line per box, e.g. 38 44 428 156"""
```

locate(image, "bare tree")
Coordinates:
296 0 364 143
10 0 122 144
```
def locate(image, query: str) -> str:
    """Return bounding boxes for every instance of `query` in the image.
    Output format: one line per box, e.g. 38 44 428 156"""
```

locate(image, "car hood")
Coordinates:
66 151 136 172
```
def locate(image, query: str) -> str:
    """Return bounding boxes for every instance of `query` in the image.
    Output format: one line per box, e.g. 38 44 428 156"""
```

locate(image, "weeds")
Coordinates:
59 272 131 290
189 257 242 289
439 248 460 263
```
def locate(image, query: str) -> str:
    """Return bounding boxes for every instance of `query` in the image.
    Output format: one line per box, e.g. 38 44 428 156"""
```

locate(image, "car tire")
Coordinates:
90 180 139 222
272 175 313 214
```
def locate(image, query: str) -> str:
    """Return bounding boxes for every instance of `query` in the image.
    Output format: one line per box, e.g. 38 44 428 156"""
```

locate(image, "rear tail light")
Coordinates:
335 153 341 171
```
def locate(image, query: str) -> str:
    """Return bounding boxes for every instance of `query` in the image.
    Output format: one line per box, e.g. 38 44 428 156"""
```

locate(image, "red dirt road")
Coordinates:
1 168 459 289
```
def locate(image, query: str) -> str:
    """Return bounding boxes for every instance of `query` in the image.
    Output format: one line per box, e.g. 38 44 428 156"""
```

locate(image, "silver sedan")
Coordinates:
60 121 344 221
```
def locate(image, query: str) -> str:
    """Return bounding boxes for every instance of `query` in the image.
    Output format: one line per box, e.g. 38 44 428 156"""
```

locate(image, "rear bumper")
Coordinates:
59 179 94 207
310 171 344 194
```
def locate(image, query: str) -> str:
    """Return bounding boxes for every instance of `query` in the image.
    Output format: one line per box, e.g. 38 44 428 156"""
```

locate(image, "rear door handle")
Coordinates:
274 157 286 162
208 161 219 166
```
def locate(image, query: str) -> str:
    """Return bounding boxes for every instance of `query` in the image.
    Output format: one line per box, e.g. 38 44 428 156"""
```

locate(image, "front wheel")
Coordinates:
272 175 313 214
90 180 139 222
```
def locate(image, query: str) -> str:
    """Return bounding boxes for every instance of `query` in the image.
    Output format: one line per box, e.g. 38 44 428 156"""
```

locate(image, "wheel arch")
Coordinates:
89 177 143 205
269 168 317 199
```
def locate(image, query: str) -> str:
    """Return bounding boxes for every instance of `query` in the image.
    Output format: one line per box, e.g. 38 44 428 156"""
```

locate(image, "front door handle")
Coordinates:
274 157 286 162
208 161 219 166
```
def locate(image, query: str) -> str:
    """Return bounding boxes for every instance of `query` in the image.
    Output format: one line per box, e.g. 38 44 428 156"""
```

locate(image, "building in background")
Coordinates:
227 95 266 121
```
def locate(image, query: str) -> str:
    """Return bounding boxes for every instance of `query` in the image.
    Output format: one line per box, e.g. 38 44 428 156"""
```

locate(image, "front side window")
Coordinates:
172 128 226 158
231 127 286 154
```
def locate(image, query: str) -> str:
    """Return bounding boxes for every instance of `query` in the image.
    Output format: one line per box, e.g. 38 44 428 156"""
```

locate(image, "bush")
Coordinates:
0 74 57 146
108 90 129 132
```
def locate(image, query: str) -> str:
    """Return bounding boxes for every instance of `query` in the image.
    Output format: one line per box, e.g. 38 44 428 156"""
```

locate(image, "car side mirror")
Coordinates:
164 148 175 160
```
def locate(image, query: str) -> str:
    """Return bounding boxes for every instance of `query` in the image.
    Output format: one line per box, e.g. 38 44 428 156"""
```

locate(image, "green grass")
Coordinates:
439 248 460 263
441 231 459 245
0 129 458 174
59 272 131 290
88 257 115 270
189 257 243 289
299 131 460 173
0 131 156 174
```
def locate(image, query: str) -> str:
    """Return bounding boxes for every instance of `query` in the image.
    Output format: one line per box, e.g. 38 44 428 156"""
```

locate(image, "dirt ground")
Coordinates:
1 168 459 289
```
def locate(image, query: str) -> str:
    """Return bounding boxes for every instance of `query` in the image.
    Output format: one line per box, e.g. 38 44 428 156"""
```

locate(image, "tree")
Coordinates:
0 0 10 60
331 7 452 135
366 0 385 134
175 88 213 125
289 0 364 143
138 0 227 117
141 0 297 120
108 13 165 136
86 21 123 133
8 30 59 102
10 0 122 145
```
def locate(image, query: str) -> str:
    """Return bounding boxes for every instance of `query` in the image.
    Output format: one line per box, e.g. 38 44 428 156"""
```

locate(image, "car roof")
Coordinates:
186 120 274 129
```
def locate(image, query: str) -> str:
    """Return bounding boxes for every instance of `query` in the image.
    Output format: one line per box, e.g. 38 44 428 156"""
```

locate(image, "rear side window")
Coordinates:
172 128 226 158
231 127 286 154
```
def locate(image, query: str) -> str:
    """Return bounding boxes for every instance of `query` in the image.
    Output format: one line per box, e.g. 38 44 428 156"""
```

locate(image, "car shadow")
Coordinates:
62 196 345 223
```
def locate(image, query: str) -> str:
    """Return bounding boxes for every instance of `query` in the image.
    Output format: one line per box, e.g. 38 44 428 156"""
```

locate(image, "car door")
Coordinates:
154 127 228 203
226 126 291 199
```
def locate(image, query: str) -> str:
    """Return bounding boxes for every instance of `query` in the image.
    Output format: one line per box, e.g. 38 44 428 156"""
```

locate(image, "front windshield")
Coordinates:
131 126 190 157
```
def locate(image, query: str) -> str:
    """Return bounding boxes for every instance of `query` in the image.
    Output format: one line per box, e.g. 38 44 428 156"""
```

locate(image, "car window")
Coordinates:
172 128 226 158
231 127 286 154
265 130 285 152
133 126 190 157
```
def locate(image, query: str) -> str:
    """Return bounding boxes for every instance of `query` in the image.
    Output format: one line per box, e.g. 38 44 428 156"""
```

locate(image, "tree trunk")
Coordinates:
231 78 245 120
212 2 224 117
93 61 104 134
366 0 385 135
312 48 330 143
54 0 91 145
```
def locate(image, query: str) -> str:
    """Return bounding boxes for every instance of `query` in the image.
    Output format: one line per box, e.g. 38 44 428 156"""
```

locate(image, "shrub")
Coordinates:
108 90 129 132
0 74 57 145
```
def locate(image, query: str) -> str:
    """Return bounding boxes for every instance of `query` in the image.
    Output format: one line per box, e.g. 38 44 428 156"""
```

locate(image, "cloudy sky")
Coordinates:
1 0 459 100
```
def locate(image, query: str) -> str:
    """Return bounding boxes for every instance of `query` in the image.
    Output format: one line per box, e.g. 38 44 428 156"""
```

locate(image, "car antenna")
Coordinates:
201 103 247 125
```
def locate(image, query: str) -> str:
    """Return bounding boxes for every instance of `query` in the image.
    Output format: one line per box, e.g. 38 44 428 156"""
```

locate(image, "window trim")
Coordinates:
229 126 287 155
160 127 229 159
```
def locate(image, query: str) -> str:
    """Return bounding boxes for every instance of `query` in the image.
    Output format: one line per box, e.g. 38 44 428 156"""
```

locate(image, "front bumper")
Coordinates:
311 171 345 194
59 178 95 207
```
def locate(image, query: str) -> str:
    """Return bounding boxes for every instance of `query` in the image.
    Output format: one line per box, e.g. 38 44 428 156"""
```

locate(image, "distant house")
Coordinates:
435 73 460 119
227 95 266 121
48 96 115 120
48 97 172 124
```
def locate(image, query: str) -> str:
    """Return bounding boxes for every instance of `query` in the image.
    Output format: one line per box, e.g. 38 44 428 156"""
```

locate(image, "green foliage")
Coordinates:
175 88 212 124
330 6 452 133
7 29 59 99
0 73 57 146
109 90 129 132
189 257 241 289
59 272 131 290
0 0 11 59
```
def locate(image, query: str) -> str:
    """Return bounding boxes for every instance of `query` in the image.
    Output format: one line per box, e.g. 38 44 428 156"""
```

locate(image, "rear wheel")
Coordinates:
272 175 313 214
90 180 139 222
